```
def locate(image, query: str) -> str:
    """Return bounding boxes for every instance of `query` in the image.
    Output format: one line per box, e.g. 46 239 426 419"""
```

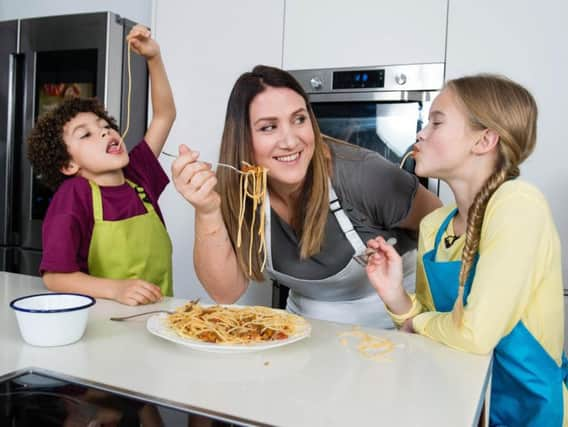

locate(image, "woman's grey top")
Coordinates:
271 141 419 280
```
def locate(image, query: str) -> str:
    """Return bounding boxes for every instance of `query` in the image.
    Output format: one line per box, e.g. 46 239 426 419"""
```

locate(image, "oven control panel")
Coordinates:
332 69 385 89
289 63 444 98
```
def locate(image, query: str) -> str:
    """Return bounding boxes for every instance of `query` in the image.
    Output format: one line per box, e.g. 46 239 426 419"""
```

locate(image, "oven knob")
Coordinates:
310 76 323 90
395 73 407 86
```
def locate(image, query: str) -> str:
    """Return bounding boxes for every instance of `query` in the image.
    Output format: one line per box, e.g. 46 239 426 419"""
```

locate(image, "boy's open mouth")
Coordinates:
106 139 122 154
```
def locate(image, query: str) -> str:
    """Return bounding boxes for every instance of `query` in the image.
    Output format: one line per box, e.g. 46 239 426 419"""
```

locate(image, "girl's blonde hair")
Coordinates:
448 74 537 325
217 65 331 281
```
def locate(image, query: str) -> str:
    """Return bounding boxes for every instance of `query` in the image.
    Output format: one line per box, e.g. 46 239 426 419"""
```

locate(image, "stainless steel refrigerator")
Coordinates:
0 12 149 275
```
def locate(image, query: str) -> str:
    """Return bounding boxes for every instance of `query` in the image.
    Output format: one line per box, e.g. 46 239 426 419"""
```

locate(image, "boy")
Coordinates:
27 25 175 306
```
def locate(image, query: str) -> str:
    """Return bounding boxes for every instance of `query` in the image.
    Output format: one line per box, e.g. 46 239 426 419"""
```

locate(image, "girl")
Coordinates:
366 74 567 426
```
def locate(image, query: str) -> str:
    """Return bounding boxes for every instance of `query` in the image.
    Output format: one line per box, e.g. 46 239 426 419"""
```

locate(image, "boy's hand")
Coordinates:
126 24 160 60
112 279 163 306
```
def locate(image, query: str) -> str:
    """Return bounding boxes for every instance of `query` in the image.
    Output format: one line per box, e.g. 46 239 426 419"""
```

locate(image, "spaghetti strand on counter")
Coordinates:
339 327 395 361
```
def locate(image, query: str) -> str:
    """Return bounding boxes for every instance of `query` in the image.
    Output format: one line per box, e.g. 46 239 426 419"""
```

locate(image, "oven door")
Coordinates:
310 90 439 195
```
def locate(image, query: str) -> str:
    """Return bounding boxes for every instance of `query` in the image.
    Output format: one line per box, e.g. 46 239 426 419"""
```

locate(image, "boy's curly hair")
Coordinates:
27 97 119 190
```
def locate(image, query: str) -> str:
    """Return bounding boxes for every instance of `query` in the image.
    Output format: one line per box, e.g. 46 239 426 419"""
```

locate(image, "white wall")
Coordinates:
153 0 284 304
0 0 152 26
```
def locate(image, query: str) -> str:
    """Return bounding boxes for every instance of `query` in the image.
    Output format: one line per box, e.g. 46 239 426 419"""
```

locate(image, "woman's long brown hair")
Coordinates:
448 74 537 325
217 65 331 281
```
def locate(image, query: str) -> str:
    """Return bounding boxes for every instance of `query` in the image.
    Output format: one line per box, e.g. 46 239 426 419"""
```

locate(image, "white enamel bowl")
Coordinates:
10 293 95 347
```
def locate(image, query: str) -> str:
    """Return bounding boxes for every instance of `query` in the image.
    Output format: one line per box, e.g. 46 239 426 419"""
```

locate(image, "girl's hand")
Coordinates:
400 318 415 333
171 144 221 215
126 24 159 60
112 279 163 306
366 236 410 314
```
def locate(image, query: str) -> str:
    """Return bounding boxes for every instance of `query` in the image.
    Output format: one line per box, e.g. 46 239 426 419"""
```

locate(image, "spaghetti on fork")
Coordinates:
236 163 268 275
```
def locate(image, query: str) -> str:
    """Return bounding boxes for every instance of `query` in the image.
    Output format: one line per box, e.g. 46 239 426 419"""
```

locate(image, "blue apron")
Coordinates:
423 208 567 427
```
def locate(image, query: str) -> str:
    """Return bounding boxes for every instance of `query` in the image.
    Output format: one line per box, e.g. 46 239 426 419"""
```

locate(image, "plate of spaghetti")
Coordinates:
146 301 311 353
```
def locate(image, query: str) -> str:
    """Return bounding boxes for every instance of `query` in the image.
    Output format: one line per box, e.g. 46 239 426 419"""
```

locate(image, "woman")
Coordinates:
366 74 567 425
172 65 440 328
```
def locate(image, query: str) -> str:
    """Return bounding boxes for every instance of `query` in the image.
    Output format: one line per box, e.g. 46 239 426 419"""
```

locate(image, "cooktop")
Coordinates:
0 369 244 426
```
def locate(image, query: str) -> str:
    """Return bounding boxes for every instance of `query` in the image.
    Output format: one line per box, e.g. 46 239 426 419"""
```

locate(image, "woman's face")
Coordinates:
249 86 315 192
414 88 481 180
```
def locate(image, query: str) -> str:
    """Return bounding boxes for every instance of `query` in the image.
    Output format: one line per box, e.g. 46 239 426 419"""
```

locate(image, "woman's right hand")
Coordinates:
171 144 221 214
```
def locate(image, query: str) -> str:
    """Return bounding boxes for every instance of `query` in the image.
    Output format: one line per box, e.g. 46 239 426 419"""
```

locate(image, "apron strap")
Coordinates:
125 179 155 213
89 180 104 222
329 186 366 254
432 208 459 255
88 179 155 223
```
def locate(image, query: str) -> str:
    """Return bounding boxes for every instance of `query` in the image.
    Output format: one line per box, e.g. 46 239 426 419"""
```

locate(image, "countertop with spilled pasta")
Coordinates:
0 272 492 426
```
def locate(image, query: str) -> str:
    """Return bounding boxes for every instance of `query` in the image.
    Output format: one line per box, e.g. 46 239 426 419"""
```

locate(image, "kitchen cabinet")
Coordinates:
283 0 448 70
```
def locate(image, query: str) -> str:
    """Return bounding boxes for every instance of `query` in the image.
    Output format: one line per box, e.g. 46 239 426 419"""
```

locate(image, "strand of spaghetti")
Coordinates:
258 168 268 271
399 150 414 169
339 329 395 360
248 170 257 276
121 41 132 140
233 164 269 274
236 172 247 247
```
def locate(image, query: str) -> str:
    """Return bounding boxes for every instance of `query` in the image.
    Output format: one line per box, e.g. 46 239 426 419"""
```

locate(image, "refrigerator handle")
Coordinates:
4 53 24 243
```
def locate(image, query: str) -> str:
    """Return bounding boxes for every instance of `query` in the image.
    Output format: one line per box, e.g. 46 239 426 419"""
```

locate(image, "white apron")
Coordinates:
264 182 416 329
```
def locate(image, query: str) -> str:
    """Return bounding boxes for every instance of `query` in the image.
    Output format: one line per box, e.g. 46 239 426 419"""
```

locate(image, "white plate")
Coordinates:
146 309 311 353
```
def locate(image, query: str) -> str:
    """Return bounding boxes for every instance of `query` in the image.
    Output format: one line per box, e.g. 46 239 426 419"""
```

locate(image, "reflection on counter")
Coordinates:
0 371 242 427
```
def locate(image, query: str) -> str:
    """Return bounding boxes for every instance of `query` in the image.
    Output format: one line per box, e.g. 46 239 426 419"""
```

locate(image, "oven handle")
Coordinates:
308 90 439 104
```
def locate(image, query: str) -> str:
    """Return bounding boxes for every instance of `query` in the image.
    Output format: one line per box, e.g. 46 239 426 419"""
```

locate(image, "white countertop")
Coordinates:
0 272 491 426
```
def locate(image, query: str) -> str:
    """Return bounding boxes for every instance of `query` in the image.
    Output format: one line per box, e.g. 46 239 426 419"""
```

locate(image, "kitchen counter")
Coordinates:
0 272 491 426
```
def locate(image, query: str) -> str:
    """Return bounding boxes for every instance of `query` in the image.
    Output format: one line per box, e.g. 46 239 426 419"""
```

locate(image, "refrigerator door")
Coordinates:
15 248 42 276
0 20 18 250
0 247 7 271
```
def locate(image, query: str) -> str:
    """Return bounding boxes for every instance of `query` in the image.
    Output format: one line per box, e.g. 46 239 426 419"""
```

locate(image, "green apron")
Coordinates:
87 179 173 296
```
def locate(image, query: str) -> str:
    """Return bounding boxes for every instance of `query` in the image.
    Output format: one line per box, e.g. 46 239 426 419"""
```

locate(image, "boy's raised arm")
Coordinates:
126 25 176 157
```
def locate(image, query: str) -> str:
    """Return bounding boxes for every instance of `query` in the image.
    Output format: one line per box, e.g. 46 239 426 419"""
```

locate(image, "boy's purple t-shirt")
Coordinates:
40 140 169 275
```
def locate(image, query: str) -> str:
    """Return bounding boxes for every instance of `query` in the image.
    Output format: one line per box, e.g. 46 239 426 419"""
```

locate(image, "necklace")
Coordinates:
444 234 460 248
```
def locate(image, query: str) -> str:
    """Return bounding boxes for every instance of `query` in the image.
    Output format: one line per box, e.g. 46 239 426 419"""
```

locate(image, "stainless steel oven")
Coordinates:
289 63 444 195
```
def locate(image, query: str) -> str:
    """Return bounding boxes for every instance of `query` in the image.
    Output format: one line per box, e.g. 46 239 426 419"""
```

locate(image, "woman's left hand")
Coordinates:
126 25 159 60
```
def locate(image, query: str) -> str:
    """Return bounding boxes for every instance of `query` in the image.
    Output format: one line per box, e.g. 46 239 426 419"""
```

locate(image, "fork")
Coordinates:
109 298 200 321
161 151 246 175
353 237 398 267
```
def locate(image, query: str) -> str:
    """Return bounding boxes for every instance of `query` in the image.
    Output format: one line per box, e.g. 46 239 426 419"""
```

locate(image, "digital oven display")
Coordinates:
332 69 385 89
